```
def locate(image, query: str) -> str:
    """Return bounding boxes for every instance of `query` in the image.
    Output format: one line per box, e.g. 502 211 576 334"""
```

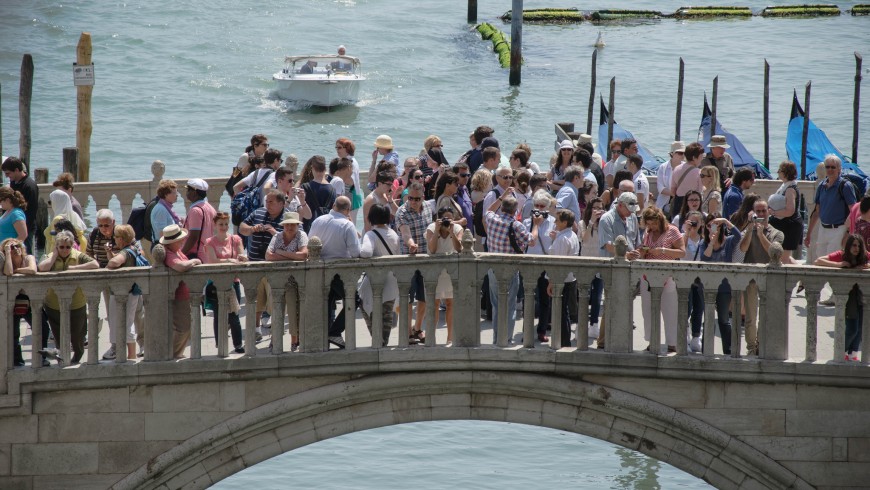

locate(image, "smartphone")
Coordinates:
711 224 719 233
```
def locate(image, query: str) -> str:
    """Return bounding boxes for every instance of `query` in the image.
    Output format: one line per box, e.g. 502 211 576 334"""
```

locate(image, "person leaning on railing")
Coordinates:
202 212 246 354
814 234 869 362
37 230 99 365
159 224 202 360
104 225 147 361
2 238 37 366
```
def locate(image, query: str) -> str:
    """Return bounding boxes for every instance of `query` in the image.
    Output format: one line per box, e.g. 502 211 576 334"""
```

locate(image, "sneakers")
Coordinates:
291 342 299 352
328 336 346 349
234 346 245 354
537 333 550 343
102 346 116 360
588 323 600 339
690 337 702 353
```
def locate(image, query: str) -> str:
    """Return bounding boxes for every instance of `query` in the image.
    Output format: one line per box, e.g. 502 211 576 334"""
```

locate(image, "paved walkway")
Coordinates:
17 284 844 367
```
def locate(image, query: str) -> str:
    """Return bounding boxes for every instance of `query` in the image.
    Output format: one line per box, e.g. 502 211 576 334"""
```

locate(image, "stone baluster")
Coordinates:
371 284 384 349
730 291 743 358
146 245 172 361
301 238 326 352
271 285 286 354
495 271 510 348
216 289 230 358
550 282 563 349
521 276 536 349
189 291 203 360
343 276 357 350
56 292 74 364
286 281 299 351
397 279 411 348
575 281 590 351
703 289 718 356
114 293 129 364
648 285 663 355
2 294 10 374
240 278 261 357
675 285 689 356
760 263 789 361
832 292 849 362
31 299 44 369
452 248 480 348
423 278 437 347
804 288 820 362
606 236 632 353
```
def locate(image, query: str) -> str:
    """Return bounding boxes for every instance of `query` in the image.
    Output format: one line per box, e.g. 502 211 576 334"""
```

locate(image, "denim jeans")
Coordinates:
845 305 863 354
689 282 704 337
716 281 732 355
488 270 520 344
589 275 603 325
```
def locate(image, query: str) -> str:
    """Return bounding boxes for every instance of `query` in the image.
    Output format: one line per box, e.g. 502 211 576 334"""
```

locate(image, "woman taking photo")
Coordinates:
768 161 802 265
433 171 467 228
700 214 742 355
681 210 706 353
0 187 28 243
672 190 704 230
814 234 869 361
636 206 685 353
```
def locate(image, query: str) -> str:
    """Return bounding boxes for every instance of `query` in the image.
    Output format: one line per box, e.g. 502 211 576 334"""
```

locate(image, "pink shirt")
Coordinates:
164 248 191 300
670 163 703 197
183 201 216 257
202 234 242 264
643 224 683 260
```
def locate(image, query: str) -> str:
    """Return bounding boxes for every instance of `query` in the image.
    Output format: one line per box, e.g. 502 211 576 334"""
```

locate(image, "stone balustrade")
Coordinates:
3 231 867 394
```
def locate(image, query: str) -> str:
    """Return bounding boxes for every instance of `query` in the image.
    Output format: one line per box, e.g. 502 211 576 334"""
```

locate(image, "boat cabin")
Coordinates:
280 55 361 78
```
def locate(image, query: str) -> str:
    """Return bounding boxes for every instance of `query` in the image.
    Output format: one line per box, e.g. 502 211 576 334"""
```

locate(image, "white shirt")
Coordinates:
241 168 274 200
309 210 360 260
656 161 680 209
633 169 650 205
425 223 463 254
522 215 556 255
358 227 400 313
330 177 347 198
547 227 580 281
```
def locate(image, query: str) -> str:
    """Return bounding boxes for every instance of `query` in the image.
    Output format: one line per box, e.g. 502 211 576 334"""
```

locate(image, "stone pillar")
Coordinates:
217 290 229 357
189 291 202 360
371 285 384 348
271 285 286 354
832 292 849 362
575 282 590 351
703 289 718 355
423 279 437 347
452 239 480 348
648 286 663 355
59 295 72 364
87 299 100 365
495 271 510 347
301 237 326 352
145 247 172 361
114 293 129 364
550 282 563 349
1 284 8 390
343 277 357 350
31 299 44 369
397 280 411 348
240 278 260 357
675 285 690 356
522 280 536 349
606 236 633 353
730 290 743 358
760 266 789 361
804 288 820 362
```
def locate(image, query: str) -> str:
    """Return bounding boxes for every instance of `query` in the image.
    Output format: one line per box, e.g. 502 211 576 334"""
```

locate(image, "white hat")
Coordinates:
374 135 394 149
708 135 730 149
578 133 593 144
159 224 189 245
559 140 575 150
616 192 639 213
670 141 686 153
186 178 208 191
279 211 302 226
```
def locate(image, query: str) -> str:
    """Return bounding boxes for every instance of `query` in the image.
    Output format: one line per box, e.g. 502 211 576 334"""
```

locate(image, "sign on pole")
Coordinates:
73 63 95 86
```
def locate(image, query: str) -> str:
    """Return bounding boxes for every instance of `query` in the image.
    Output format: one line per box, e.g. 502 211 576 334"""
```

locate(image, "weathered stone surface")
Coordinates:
162 461 212 490
98 441 176 474
392 395 433 424
201 445 244 486
220 382 246 412
848 438 870 462
33 474 124 489
795 385 870 410
12 443 98 475
237 431 282 468
243 375 350 410
786 410 870 437
0 416 37 444
583 375 708 409
722 382 796 409
0 476 31 489
737 436 831 461
832 437 848 461
152 383 221 412
39 413 144 443
275 418 318 453
144 412 238 441
780 461 870 486
703 466 740 490
684 409 786 436
0 444 9 476
128 384 153 413
33 387 130 414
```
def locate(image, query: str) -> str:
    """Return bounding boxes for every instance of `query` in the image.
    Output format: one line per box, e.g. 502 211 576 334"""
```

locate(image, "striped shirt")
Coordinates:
243 208 283 261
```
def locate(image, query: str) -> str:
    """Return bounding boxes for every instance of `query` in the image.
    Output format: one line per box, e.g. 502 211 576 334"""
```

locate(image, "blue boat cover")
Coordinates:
697 97 772 179
786 91 867 181
598 97 662 174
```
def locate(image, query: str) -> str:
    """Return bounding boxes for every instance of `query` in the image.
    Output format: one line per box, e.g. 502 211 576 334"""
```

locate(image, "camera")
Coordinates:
532 210 549 219
754 217 765 223
441 218 451 227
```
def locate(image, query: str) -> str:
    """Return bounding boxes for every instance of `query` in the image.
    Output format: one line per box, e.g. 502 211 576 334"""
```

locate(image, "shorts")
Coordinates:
409 271 426 302
435 270 453 300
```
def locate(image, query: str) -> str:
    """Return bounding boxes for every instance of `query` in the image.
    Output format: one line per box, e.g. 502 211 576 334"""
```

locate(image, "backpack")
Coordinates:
230 170 273 226
839 174 867 206
125 246 150 267
473 188 501 237
128 197 160 241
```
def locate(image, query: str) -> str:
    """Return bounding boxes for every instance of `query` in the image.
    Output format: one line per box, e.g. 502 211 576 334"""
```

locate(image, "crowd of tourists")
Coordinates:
1 126 868 365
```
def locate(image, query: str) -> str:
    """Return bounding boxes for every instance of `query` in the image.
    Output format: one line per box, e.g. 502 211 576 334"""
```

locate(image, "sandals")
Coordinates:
409 330 425 344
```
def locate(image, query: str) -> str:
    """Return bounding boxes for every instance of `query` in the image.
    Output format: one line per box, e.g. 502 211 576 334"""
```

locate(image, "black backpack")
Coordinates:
128 196 160 241
473 188 501 237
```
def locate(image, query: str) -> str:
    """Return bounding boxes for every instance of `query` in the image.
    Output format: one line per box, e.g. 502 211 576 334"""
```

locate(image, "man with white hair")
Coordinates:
86 209 117 268
524 190 557 342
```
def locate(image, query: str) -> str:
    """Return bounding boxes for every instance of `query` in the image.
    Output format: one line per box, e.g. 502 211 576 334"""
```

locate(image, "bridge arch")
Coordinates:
116 371 807 490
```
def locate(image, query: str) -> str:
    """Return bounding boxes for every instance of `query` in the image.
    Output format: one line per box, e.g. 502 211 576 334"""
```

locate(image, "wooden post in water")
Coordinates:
711 76 718 140
34 168 49 252
764 60 770 168
675 58 684 141
854 52 863 163
19 54 33 173
467 0 477 23
607 77 615 161
509 0 522 86
801 81 812 180
63 147 79 177
586 50 597 135
76 33 93 182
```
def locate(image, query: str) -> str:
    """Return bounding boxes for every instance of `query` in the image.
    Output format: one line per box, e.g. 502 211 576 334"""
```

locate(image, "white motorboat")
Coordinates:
272 55 364 107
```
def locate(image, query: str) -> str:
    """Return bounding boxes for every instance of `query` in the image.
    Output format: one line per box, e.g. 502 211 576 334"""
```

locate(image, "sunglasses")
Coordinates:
498 175 514 180
611 149 622 154
459 173 471 178
687 221 698 227
825 166 838 170
98 224 112 228
412 175 424 180
259 142 270 148
407 196 423 201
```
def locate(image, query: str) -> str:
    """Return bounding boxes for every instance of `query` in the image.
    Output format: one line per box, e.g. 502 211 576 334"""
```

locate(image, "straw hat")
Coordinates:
374 135 394 149
279 211 302 226
578 134 593 144
159 224 189 245
670 141 686 153
708 135 730 149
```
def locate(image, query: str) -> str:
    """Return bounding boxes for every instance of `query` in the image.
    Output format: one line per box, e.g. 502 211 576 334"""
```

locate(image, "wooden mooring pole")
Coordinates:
764 60 770 169
854 52 862 164
19 54 33 173
607 77 615 161
63 147 79 177
587 50 597 135
711 76 718 140
509 0 522 86
675 58 684 141
467 0 477 23
76 32 93 182
801 81 812 180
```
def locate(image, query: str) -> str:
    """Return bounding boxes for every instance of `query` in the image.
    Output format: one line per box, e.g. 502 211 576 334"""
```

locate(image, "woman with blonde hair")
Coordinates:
105 224 147 361
700 166 722 216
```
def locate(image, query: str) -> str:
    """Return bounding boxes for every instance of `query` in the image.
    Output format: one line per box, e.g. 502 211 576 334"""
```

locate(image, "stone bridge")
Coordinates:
0 170 867 489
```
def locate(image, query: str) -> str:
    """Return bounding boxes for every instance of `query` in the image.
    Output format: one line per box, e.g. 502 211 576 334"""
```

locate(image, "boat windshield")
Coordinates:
287 56 359 75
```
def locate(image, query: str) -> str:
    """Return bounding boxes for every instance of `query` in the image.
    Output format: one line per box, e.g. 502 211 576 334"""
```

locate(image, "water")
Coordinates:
212 421 710 490
0 1 867 487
